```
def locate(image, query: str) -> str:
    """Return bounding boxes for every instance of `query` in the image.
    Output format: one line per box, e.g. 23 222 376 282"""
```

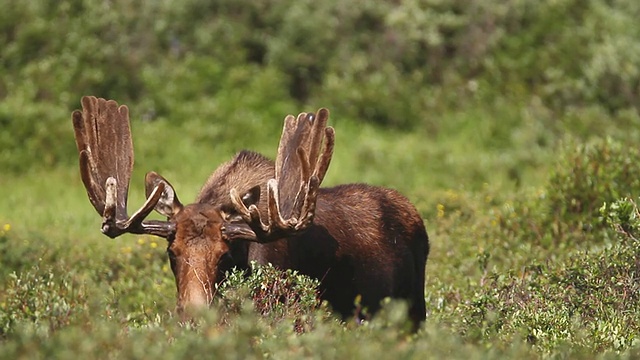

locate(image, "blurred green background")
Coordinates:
2 0 639 179
2 0 640 357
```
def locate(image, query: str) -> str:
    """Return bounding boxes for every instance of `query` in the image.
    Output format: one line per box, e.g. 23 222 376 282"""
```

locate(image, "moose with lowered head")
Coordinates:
72 96 429 329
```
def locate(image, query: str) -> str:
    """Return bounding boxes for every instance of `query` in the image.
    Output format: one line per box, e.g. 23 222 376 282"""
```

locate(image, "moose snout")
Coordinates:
177 281 211 317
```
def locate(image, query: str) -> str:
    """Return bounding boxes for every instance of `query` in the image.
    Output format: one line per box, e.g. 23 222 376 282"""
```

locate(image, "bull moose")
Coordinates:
72 96 429 329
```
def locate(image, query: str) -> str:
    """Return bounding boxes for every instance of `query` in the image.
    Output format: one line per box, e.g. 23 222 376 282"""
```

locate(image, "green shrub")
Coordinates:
450 233 640 354
216 263 322 332
472 137 640 252
600 197 640 241
430 169 640 355
0 93 75 172
545 137 640 242
0 266 88 338
5 1 640 356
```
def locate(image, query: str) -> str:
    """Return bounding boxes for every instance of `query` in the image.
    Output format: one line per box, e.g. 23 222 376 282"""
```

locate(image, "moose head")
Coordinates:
72 96 334 314
73 97 429 330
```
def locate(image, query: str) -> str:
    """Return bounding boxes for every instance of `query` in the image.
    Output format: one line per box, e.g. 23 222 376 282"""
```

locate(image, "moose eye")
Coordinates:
220 207 243 223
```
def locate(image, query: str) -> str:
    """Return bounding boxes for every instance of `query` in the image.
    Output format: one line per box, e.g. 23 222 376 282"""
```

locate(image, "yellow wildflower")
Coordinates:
445 189 459 202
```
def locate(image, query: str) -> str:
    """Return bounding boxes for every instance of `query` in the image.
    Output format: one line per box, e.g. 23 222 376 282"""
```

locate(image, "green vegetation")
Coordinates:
2 0 640 357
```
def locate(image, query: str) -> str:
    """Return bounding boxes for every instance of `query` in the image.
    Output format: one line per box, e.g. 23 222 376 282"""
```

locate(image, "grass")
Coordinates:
2 102 640 358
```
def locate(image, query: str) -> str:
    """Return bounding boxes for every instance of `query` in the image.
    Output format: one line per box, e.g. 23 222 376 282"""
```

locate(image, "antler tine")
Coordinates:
297 176 320 229
73 108 105 214
312 126 335 185
228 108 334 243
72 96 174 239
277 112 316 218
306 108 329 172
101 177 173 238
229 178 295 241
265 179 290 230
288 108 334 225
73 96 134 219
275 114 299 179
299 126 334 221
114 101 133 218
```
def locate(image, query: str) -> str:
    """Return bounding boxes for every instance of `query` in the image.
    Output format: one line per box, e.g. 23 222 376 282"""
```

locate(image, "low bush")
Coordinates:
540 137 640 246
451 199 640 354
482 137 640 250
0 265 88 338
216 263 323 332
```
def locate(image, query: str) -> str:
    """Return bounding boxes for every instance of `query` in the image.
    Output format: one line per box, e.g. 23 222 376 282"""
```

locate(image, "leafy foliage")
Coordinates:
2 0 640 173
601 197 640 242
4 0 640 358
545 137 640 239
0 266 87 338
216 263 322 332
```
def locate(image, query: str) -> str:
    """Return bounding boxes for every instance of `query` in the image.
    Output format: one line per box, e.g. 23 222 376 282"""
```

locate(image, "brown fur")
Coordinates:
188 152 429 328
72 97 429 330
196 150 274 209
168 204 227 313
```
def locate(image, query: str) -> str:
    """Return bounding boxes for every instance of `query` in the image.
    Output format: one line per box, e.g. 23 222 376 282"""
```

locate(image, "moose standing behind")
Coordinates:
72 96 429 329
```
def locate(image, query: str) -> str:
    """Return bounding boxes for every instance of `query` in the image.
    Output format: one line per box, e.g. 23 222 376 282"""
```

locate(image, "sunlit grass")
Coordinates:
2 104 640 357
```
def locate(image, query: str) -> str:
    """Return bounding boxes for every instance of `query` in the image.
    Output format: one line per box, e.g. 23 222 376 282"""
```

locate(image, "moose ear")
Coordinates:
145 171 183 218
241 185 261 208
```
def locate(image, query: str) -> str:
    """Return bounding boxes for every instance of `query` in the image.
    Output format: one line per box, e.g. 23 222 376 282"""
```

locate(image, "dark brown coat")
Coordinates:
196 151 429 325
72 96 429 329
